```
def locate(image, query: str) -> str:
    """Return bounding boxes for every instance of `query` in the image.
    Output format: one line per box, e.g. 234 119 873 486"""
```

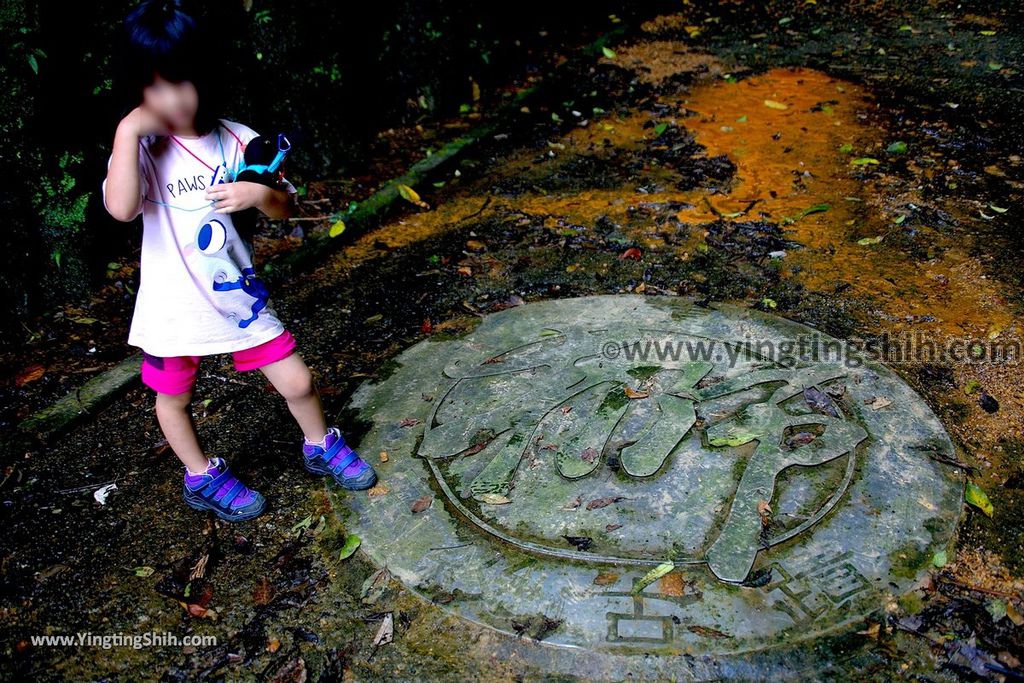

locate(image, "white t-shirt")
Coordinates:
102 118 297 357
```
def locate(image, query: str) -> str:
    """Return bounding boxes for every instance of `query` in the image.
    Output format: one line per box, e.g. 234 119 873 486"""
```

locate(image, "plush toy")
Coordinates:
232 132 291 235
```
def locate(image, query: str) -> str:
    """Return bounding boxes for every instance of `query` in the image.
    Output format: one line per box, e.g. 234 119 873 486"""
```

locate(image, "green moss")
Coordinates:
898 590 925 615
373 357 403 383
887 542 930 579
597 384 629 414
626 365 661 380
961 483 1024 575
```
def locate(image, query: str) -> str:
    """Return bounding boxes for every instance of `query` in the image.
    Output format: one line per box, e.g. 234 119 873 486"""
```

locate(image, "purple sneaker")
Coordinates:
182 456 267 522
302 427 377 490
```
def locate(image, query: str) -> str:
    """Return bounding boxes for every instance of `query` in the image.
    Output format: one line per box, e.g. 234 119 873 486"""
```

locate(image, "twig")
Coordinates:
459 196 493 223
703 196 722 218
56 479 117 495
935 576 1023 600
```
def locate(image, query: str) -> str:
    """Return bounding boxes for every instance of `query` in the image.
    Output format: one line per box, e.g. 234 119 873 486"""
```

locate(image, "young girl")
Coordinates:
102 0 377 522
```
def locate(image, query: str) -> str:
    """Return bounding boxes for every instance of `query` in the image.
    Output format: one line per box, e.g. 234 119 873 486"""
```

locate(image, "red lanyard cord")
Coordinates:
169 121 246 172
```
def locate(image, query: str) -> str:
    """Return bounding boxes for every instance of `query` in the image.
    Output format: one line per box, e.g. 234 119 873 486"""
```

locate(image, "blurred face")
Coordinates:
141 72 199 133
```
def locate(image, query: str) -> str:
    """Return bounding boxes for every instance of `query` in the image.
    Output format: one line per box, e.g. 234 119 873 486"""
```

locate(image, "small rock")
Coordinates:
979 392 999 413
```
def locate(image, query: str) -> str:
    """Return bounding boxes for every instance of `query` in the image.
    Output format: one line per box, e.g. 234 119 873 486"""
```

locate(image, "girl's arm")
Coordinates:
255 186 296 220
103 106 167 222
103 123 145 222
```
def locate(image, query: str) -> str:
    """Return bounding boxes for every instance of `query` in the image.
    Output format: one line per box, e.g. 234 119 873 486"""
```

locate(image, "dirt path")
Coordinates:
2 3 1023 680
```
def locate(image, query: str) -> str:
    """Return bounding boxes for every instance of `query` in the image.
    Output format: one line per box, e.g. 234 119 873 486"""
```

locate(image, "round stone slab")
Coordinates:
330 295 963 656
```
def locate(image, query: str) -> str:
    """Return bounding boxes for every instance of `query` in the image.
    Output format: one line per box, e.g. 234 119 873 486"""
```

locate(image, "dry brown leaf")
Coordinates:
586 496 624 510
411 495 433 513
15 364 45 386
367 483 391 497
624 386 650 399
659 572 687 596
253 577 274 605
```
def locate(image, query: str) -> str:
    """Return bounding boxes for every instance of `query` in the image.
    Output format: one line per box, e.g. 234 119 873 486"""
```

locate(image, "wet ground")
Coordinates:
3 2 1024 680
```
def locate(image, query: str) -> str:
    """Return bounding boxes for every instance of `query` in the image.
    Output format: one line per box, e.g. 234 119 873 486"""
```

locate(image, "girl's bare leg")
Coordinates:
258 352 329 443
154 389 211 473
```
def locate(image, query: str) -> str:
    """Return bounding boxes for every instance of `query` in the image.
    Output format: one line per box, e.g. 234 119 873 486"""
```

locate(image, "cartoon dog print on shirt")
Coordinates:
182 209 270 328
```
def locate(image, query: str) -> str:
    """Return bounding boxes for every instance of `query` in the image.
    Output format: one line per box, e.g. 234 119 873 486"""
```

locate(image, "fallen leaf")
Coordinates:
329 219 346 238
338 534 361 561
477 493 511 505
688 624 731 638
379 451 389 463
586 496 625 510
1007 601 1024 626
397 183 429 209
367 483 391 497
659 572 686 596
563 535 594 551
372 613 394 647
857 235 884 245
763 99 789 110
132 566 155 577
291 514 313 533
988 599 1007 622
35 564 69 582
178 601 218 620
867 396 892 410
805 386 841 417
593 571 619 586
709 431 758 447
399 418 420 427
784 431 816 449
619 247 642 261
361 567 392 605
268 658 306 683
858 622 881 638
253 577 274 605
624 386 650 399
580 447 599 463
965 481 993 517
411 495 433 513
15 364 45 386
979 392 1000 413
632 562 675 594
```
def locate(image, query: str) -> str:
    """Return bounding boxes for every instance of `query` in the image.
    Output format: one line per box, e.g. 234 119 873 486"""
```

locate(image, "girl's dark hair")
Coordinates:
115 0 224 135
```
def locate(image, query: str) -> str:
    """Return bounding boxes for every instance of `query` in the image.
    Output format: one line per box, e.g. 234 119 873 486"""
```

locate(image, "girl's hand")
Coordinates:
122 104 170 138
205 181 267 214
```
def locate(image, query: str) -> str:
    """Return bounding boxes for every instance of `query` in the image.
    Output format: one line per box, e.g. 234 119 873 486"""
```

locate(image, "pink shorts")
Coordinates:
140 329 297 395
